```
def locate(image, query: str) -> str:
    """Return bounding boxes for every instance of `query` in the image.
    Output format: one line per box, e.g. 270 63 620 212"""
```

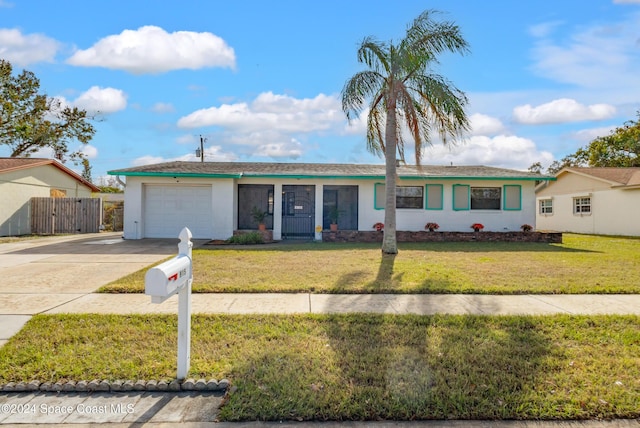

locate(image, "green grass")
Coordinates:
1 313 638 421
99 234 640 294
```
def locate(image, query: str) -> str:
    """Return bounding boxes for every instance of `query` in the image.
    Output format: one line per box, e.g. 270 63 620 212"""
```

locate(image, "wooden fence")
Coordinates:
31 197 102 234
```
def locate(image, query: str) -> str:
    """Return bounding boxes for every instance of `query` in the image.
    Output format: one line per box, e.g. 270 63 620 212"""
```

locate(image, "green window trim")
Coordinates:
374 182 385 210
425 184 444 210
503 185 522 211
452 184 470 211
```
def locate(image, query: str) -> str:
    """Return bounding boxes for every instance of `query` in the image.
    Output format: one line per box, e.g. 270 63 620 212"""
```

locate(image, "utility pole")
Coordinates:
196 135 206 162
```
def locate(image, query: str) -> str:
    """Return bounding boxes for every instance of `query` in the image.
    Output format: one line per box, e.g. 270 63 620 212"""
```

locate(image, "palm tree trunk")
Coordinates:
382 94 398 254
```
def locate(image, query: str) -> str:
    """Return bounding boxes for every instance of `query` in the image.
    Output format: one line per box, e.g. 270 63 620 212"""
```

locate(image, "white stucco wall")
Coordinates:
0 165 94 236
536 172 640 236
121 175 537 240
537 188 640 236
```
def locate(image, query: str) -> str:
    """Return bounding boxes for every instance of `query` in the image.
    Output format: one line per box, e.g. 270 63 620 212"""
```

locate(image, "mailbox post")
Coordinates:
144 227 193 380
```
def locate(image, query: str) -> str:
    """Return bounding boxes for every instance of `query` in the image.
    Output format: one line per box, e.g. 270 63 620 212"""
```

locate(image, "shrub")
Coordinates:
521 224 533 232
226 232 264 245
425 222 440 231
471 223 484 231
373 222 384 231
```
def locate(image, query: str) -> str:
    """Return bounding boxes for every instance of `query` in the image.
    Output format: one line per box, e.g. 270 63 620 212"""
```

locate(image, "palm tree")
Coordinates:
342 9 470 254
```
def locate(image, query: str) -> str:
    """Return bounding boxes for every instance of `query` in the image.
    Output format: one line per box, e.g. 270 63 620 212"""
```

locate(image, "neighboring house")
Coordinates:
108 161 550 240
0 157 100 236
536 167 640 236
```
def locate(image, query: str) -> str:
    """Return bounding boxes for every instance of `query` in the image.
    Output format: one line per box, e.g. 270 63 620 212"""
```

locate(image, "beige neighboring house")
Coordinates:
0 157 100 236
536 167 640 236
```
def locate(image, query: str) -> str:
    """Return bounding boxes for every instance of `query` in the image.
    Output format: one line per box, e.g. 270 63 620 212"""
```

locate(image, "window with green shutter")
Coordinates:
452 184 470 211
425 184 443 210
503 185 522 211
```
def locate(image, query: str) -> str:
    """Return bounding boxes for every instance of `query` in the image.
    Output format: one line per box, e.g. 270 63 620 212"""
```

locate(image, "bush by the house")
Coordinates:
226 232 264 245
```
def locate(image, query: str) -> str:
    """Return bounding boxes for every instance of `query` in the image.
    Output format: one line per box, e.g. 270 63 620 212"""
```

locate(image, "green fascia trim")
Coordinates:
397 176 554 181
107 171 242 178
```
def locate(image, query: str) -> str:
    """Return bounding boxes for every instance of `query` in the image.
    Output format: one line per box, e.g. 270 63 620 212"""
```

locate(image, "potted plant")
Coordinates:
327 206 342 231
521 224 533 232
251 206 269 231
425 222 440 232
373 222 384 232
471 223 484 232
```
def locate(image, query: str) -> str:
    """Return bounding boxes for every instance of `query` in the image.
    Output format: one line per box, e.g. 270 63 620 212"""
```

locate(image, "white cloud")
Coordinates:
72 86 127 114
513 98 616 124
132 146 236 166
613 0 640 3
253 139 303 158
0 1 14 8
530 13 640 88
66 25 236 74
152 102 175 114
177 92 342 132
569 125 616 143
132 156 166 167
423 135 554 170
469 113 506 136
0 28 60 66
79 144 98 159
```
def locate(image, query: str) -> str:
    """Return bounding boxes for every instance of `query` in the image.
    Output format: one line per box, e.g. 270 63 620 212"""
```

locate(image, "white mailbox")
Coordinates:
145 255 192 303
143 227 193 380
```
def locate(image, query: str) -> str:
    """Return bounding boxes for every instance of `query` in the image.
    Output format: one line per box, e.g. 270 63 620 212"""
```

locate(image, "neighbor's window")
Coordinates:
539 199 553 215
396 186 423 209
574 197 591 214
471 187 501 210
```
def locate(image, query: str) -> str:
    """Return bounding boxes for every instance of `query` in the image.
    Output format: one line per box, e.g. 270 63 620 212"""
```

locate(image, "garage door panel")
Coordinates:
144 185 213 238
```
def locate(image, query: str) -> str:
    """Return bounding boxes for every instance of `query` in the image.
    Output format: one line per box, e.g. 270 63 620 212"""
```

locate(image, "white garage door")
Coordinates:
143 185 213 239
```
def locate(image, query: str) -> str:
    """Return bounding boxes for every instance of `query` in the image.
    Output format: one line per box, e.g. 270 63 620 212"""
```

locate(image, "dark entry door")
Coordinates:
281 185 315 239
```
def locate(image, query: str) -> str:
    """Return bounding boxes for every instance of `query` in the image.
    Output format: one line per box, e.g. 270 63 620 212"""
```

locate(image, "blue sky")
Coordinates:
1 0 639 182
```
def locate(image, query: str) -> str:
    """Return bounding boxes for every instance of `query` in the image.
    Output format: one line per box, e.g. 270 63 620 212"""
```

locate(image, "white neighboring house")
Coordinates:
108 161 552 240
0 157 100 236
536 167 640 236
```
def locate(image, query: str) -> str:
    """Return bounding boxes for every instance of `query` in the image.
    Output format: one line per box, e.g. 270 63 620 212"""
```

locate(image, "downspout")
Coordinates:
116 176 126 188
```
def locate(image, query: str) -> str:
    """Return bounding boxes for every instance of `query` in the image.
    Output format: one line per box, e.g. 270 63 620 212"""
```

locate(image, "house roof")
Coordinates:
0 157 101 192
108 161 552 181
560 167 640 189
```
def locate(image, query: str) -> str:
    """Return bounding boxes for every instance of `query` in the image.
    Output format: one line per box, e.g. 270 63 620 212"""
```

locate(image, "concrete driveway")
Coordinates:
0 232 203 345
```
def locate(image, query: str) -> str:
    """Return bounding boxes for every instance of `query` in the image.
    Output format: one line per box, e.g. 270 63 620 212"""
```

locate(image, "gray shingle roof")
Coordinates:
108 161 550 180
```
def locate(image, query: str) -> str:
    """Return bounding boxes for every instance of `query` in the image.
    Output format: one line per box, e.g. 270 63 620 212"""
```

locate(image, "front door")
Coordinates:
281 185 315 240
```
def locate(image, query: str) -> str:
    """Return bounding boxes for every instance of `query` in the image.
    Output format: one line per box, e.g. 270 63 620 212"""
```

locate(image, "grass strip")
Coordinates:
1 313 639 421
99 234 640 294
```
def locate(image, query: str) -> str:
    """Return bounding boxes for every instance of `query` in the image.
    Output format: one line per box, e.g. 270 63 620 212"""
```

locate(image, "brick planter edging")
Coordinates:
0 378 229 393
323 231 562 244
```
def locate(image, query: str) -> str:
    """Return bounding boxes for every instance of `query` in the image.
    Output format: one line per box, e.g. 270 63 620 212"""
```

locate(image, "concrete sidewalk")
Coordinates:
40 292 640 316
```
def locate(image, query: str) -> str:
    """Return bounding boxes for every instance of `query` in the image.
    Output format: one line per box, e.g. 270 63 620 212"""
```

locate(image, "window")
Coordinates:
574 197 591 214
396 186 423 209
452 184 470 211
539 199 553 215
503 185 521 211
374 183 385 209
374 184 424 209
425 184 443 210
471 187 501 210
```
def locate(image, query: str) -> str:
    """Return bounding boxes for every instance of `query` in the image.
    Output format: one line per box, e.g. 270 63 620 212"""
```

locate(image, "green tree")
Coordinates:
0 59 96 161
341 9 470 254
547 113 640 175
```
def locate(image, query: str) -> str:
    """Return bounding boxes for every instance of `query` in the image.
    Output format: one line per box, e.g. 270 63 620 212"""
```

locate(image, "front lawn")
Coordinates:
100 234 640 294
0 313 638 421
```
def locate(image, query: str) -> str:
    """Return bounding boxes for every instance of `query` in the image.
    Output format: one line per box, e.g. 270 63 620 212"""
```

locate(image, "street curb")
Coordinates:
0 378 229 393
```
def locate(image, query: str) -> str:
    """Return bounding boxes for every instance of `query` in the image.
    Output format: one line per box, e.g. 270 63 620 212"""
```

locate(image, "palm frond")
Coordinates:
341 70 385 121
